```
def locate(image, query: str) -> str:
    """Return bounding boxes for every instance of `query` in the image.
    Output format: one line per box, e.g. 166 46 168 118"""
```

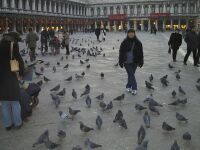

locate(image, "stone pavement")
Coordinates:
0 31 200 150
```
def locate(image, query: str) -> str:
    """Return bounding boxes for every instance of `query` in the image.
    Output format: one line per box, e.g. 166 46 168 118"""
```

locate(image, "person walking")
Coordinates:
183 28 199 67
197 30 200 64
168 29 182 62
63 31 70 55
0 32 24 130
40 29 49 53
26 28 39 62
119 29 144 95
95 27 101 42
102 28 106 41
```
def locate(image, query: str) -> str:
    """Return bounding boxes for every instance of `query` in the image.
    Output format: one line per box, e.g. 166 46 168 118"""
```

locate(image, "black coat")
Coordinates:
95 28 101 36
0 39 24 101
119 37 144 68
168 32 182 50
185 31 198 50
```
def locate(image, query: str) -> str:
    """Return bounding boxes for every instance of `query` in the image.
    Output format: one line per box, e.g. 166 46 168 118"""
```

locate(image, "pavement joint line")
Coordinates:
161 33 200 72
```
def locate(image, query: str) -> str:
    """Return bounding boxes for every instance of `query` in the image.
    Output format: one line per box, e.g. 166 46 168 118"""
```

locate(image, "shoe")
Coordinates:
194 64 199 67
183 62 187 65
15 123 23 129
131 90 137 95
5 124 14 131
126 88 132 93
173 59 177 62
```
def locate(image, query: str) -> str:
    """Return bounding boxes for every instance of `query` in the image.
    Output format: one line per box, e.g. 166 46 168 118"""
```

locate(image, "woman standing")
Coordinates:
0 32 24 130
119 29 144 95
63 31 70 55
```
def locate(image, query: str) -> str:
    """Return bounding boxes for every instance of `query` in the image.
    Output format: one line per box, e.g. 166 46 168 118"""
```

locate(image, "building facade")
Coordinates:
0 0 199 33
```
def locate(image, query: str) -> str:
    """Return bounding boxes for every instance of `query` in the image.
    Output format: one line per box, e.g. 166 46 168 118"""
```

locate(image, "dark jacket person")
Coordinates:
119 29 144 95
0 32 24 130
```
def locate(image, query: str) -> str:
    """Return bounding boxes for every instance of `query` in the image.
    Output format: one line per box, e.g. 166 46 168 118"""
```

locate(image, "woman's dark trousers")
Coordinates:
124 63 137 90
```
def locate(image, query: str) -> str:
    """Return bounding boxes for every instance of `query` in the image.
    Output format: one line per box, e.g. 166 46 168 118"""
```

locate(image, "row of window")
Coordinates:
91 3 196 16
0 0 87 16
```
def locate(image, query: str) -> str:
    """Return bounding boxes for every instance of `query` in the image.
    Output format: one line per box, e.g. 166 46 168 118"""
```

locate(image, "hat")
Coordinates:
127 29 135 33
3 31 22 42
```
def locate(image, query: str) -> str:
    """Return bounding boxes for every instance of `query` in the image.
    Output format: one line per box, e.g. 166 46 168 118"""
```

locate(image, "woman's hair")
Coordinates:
127 29 135 34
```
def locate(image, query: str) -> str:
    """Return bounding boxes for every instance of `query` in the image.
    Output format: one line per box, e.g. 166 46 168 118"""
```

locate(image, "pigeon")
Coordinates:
60 56 64 61
32 130 49 147
143 94 154 103
81 72 85 76
72 89 77 99
44 139 60 149
80 60 84 64
178 86 186 95
84 138 102 149
143 111 150 128
172 90 176 98
168 63 174 69
75 73 84 80
118 118 128 129
145 81 154 90
149 74 153 82
50 84 60 92
170 140 180 150
44 62 50 67
160 77 169 86
162 121 175 131
103 53 106 57
183 132 192 141
63 64 69 69
138 125 146 144
57 130 66 139
50 93 61 108
44 76 51 82
104 101 113 111
80 88 90 97
35 71 43 77
96 93 104 101
85 58 89 62
178 98 187 105
99 101 107 110
100 72 104 78
57 62 60 66
53 66 56 73
135 140 148 150
149 103 160 115
85 95 92 108
176 112 188 122
79 121 94 133
176 73 181 80
65 76 72 81
86 64 90 69
113 93 125 101
40 66 44 73
114 63 118 67
113 110 123 123
72 145 82 150
197 78 200 83
135 103 147 111
195 84 200 91
58 111 73 120
175 70 181 74
37 80 43 86
96 115 103 129
69 107 81 116
57 88 66 96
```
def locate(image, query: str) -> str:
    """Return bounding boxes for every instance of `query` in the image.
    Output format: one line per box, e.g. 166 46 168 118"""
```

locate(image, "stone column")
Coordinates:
44 0 47 12
170 4 174 14
170 19 173 30
155 4 159 13
141 20 144 31
3 0 7 8
141 5 144 15
155 20 158 29
25 0 30 10
107 21 111 31
127 5 130 15
178 18 181 29
134 20 137 30
120 21 123 30
163 19 166 30
186 19 189 28
38 0 42 11
13 18 16 31
120 6 123 14
101 7 104 16
148 5 151 14
107 6 110 15
186 2 189 14
95 21 97 28
163 4 166 13
134 5 137 15
11 0 15 9
62 3 65 14
32 0 35 11
114 21 117 32
19 0 23 9
54 2 57 13
178 4 182 14
148 19 151 31
58 3 61 13
127 20 130 29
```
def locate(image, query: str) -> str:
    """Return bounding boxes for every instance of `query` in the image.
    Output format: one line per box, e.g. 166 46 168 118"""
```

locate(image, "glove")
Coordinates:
138 63 143 68
119 63 124 68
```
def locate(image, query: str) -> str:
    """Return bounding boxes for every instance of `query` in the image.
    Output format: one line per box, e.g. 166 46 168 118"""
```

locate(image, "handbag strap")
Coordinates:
10 41 14 60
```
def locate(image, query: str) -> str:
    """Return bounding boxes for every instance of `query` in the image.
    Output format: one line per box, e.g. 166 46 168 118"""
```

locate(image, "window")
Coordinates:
144 5 148 14
7 0 11 8
137 5 141 15
15 0 19 9
182 4 186 14
190 4 194 13
35 0 38 10
56 3 59 13
97 7 100 15
104 7 107 16
159 5 163 13
174 4 178 14
52 1 54 12
123 6 127 14
41 0 44 11
110 6 113 15
22 0 25 9
166 4 170 13
116 6 120 14
151 5 155 13
91 8 94 16
130 6 134 15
